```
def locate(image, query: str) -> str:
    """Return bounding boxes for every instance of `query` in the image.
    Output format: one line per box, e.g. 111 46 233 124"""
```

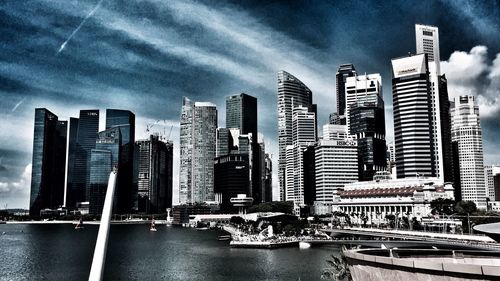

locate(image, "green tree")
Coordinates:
454 201 477 215
322 247 351 281
430 198 454 215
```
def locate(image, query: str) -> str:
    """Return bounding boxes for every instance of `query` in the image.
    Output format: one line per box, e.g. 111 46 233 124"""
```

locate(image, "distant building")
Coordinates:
64 117 78 207
336 64 357 125
391 54 435 179
214 154 250 212
335 173 454 223
105 109 135 214
136 135 173 214
285 106 317 205
346 73 386 181
451 95 487 209
179 97 217 204
263 153 273 202
67 109 99 208
277 70 314 201
313 134 358 215
29 108 67 217
89 127 120 215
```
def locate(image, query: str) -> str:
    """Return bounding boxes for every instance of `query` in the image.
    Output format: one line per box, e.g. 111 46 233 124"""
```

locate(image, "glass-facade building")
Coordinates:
68 109 99 207
30 108 67 216
89 127 121 214
137 135 173 214
214 154 250 212
277 70 313 202
335 64 356 125
105 109 135 214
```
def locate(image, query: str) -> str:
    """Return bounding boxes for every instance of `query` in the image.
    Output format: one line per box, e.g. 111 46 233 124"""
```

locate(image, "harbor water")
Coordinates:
0 224 339 280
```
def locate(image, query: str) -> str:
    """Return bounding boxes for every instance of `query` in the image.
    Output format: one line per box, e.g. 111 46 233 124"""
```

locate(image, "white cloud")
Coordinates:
0 164 31 195
441 45 500 118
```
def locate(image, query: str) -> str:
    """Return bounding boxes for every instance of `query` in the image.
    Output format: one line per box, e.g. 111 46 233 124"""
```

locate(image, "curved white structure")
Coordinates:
89 170 117 281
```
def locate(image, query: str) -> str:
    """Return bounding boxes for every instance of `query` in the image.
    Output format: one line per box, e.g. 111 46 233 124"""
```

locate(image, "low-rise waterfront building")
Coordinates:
334 172 454 224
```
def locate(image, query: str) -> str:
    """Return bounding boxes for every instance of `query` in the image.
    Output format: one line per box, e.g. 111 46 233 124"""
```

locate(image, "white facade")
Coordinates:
391 54 435 178
277 71 313 201
415 24 440 73
415 24 445 182
314 136 358 214
484 166 500 201
322 124 348 140
344 73 382 134
334 174 454 224
179 97 217 204
284 106 316 205
451 95 486 209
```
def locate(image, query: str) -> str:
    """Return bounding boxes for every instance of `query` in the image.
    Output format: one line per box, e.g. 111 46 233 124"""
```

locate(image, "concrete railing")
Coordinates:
345 248 500 278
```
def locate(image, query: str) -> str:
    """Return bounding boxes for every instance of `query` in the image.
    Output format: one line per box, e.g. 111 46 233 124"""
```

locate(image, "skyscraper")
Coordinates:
105 109 135 213
284 106 316 205
415 24 440 73
179 97 217 204
391 54 436 178
214 154 250 212
137 135 173 214
451 95 487 209
345 73 386 181
335 64 357 125
225 93 261 203
64 117 78 207
415 24 453 183
313 126 358 215
68 109 99 207
89 127 120 214
30 109 67 216
277 70 313 201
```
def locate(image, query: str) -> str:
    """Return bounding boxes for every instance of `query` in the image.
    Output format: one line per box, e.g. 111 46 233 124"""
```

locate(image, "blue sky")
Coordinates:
1 0 500 208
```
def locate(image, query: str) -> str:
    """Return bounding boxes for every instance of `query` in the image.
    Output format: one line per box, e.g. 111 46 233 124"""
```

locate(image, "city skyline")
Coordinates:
2 1 500 208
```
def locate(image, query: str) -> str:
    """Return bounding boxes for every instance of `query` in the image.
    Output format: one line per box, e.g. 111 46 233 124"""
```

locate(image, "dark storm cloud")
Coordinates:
1 0 499 207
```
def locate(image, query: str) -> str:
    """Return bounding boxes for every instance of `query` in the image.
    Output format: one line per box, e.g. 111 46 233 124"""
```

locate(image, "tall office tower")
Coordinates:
69 109 99 207
284 106 317 205
105 109 135 213
29 109 67 216
451 95 487 209
64 117 78 207
179 97 217 204
303 145 316 206
415 24 440 73
344 74 382 132
225 93 261 203
415 24 452 183
314 126 358 215
277 70 313 201
336 64 357 125
438 75 454 183
214 154 250 212
88 127 120 214
264 153 273 202
345 73 386 181
391 54 436 179
136 135 173 214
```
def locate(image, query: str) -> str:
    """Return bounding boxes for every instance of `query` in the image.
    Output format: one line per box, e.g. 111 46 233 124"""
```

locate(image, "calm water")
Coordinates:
0 224 339 281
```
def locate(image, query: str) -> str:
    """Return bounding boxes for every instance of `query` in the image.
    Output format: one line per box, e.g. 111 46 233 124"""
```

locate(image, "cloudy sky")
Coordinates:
1 0 500 208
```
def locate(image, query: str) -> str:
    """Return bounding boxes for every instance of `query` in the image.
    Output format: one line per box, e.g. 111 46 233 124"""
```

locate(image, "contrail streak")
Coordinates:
56 0 104 54
11 97 26 112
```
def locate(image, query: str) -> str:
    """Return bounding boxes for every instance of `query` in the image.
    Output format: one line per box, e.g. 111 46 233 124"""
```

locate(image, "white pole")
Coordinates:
89 169 118 281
